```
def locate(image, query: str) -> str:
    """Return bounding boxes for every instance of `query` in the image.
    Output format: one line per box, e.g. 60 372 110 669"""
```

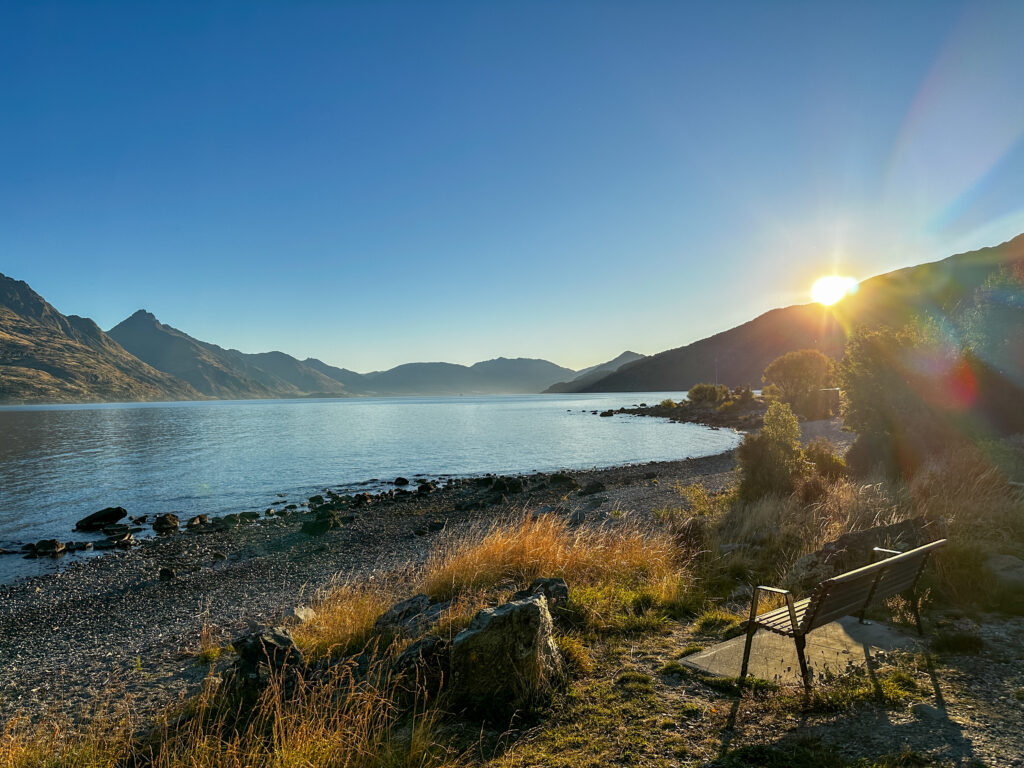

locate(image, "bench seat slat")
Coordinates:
753 597 812 636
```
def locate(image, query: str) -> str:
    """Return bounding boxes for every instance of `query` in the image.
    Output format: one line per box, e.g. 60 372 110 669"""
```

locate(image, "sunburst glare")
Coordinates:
811 275 858 306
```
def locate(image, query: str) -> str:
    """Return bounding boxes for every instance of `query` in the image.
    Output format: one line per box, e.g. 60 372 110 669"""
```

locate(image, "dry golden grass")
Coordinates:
290 582 397 661
0 661 462 768
420 513 683 601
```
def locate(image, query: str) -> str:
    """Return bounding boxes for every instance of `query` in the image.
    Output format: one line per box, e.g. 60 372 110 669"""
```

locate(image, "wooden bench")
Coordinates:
739 538 947 690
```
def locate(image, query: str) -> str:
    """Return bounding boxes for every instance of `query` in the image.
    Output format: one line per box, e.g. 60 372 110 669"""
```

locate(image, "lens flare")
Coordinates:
811 276 858 306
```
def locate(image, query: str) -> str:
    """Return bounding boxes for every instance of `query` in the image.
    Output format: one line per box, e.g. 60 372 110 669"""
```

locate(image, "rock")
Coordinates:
911 702 945 720
130 515 148 524
512 577 570 615
239 510 261 522
548 472 579 490
186 514 209 529
417 483 435 495
308 494 325 505
158 567 175 581
0 548 19 555
102 523 131 536
300 509 353 536
394 477 410 486
75 506 127 531
232 627 303 682
451 594 563 716
34 539 65 557
374 594 448 637
394 635 450 699
152 513 180 534
568 508 586 526
93 538 118 550
579 481 606 496
785 518 933 592
492 477 524 494
212 551 228 561
65 540 93 552
221 514 240 528
285 605 317 624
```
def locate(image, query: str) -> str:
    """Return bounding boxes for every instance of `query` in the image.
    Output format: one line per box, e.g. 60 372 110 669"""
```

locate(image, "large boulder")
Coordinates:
374 594 448 637
451 594 563 717
393 635 450 701
232 627 304 683
785 518 934 592
75 506 127 531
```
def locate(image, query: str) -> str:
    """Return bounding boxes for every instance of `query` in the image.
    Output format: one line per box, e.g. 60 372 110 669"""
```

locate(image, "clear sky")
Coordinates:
3 1 1023 372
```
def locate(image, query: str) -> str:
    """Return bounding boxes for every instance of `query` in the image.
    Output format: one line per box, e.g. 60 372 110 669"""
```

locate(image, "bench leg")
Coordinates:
739 622 757 681
794 635 811 693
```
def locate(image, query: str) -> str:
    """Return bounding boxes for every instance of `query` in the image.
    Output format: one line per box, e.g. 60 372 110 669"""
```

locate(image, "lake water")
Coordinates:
0 392 740 583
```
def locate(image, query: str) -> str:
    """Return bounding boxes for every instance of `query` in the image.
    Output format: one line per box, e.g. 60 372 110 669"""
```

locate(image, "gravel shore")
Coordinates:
0 451 737 722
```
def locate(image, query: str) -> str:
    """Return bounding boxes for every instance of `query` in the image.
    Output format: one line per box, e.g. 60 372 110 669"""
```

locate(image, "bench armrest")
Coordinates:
750 586 798 631
871 547 902 563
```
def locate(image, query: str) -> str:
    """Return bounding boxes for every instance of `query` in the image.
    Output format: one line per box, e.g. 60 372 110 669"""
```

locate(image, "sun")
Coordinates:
811 275 858 306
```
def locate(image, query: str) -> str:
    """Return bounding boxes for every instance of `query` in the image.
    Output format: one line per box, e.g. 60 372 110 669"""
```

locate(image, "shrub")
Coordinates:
737 401 804 501
805 438 847 480
659 398 677 409
687 383 728 405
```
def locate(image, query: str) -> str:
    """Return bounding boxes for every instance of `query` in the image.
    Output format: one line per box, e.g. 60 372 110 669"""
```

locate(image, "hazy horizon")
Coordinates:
3 1 1023 371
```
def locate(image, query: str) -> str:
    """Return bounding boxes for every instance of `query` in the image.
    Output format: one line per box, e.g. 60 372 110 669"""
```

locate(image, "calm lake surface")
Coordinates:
0 393 740 582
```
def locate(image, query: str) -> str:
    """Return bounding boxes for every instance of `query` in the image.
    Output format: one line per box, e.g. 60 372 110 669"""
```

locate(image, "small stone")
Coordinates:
286 606 317 624
159 567 175 582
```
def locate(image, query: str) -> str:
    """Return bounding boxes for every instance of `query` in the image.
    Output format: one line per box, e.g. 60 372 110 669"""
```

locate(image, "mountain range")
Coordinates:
0 277 628 403
2 233 1021 404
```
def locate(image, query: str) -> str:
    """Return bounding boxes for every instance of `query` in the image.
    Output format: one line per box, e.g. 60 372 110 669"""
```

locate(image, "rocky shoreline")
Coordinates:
0 451 738 722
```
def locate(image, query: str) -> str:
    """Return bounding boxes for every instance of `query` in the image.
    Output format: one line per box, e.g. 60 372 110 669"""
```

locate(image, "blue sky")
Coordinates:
3 1 1023 372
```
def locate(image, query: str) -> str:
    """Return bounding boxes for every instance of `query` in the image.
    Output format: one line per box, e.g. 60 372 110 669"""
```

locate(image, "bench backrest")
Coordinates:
800 539 946 633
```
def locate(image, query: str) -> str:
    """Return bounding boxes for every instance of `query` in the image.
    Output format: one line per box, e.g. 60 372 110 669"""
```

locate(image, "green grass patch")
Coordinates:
694 608 742 636
614 670 655 696
677 642 705 657
658 660 688 677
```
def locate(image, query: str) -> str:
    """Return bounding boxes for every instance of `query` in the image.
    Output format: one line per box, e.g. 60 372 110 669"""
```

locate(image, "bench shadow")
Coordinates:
715 647 977 765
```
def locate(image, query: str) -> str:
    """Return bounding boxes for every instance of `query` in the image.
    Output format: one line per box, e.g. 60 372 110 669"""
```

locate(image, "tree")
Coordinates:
687 383 728 405
737 401 803 500
762 349 836 419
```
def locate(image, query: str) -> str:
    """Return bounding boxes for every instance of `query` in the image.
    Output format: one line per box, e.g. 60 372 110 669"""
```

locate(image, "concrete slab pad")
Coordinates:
681 616 920 685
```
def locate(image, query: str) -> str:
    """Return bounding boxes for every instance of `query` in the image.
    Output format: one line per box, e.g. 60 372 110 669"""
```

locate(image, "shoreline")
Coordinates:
0 451 738 722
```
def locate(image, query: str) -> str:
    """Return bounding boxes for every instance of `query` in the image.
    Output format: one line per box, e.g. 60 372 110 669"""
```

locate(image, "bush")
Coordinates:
762 349 836 419
737 402 804 501
805 438 847 480
687 383 728 405
659 398 677 409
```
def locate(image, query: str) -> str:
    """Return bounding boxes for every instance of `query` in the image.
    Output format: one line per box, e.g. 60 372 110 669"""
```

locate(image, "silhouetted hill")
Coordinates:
359 357 575 396
108 311 349 399
544 351 646 393
302 358 367 390
0 275 201 404
577 233 1024 392
108 312 576 398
